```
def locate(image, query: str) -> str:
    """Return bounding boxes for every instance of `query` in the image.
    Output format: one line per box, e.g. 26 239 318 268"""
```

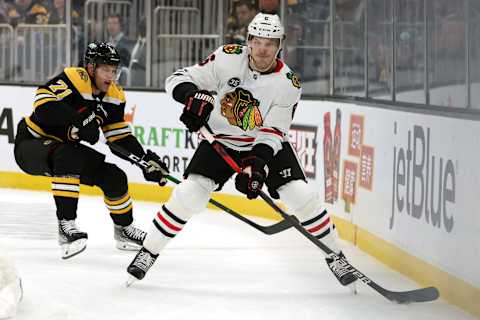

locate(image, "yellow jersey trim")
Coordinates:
25 117 63 142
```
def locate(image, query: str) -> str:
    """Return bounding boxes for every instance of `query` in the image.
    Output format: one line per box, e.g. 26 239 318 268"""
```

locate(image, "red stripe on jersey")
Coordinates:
259 127 283 138
156 211 182 232
307 217 330 233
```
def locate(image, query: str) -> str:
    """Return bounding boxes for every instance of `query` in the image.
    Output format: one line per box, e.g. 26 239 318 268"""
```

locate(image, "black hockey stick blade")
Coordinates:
371 283 440 304
208 197 297 235
165 174 295 235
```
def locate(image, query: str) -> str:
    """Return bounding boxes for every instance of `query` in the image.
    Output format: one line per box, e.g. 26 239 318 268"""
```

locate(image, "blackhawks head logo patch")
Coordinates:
286 71 301 89
223 44 243 55
220 88 263 131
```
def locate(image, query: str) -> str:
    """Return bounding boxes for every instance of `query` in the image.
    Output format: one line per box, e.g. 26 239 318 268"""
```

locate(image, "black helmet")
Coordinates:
84 41 120 66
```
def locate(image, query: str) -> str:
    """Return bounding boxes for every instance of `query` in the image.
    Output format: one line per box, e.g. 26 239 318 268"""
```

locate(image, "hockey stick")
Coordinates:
199 127 439 304
106 142 294 235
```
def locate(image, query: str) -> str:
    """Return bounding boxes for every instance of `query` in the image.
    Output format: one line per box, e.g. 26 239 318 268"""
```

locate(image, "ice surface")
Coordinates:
0 188 474 320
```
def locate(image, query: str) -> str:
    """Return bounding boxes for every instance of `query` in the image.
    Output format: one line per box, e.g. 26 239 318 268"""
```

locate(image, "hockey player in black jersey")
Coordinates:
13 42 169 259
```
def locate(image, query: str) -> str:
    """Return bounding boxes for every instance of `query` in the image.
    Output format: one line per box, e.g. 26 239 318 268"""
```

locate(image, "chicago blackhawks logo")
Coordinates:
220 88 263 131
223 44 243 55
286 71 301 89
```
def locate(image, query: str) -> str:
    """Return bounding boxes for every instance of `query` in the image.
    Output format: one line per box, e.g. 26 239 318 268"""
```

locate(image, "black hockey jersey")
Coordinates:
25 67 144 157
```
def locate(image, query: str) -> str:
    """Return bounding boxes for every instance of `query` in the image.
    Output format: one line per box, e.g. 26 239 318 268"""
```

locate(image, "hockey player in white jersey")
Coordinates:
126 13 357 288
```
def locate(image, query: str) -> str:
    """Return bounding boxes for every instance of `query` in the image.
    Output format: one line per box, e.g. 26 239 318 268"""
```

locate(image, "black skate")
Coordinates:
326 251 357 287
114 223 147 251
58 219 88 259
126 247 158 286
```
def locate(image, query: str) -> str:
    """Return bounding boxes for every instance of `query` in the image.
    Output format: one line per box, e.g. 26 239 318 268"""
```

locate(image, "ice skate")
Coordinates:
126 247 158 285
114 223 147 251
326 251 358 292
58 219 88 259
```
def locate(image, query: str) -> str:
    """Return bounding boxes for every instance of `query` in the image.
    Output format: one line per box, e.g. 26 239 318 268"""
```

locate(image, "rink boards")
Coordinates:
0 85 479 317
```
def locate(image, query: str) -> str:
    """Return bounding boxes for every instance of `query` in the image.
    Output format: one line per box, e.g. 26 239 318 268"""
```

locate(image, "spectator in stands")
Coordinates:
6 0 50 26
0 0 8 23
129 17 146 86
106 13 132 67
48 0 80 25
225 0 257 45
259 0 279 14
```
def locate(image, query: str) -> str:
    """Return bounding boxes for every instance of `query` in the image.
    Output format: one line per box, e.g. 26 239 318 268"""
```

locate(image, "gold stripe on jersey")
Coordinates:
102 121 132 142
33 88 58 109
102 122 129 131
25 117 63 142
107 133 131 143
34 97 57 109
36 88 56 96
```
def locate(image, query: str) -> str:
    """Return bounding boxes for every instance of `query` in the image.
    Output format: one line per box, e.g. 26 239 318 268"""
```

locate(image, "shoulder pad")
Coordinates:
222 44 244 55
105 83 126 105
64 67 93 95
286 71 301 89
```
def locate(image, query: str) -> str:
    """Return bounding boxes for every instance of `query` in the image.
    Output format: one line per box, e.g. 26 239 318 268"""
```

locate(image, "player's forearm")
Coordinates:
109 134 145 162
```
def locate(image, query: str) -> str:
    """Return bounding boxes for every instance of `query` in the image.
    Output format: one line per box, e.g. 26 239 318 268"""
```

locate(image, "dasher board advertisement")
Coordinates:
295 100 480 289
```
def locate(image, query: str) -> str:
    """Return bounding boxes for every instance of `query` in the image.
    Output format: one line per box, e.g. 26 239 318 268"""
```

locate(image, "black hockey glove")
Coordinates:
180 90 214 132
67 109 99 145
235 155 268 200
141 149 170 186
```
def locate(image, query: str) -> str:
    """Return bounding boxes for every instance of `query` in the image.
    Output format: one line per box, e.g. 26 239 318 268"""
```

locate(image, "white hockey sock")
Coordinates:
278 180 342 255
143 204 187 255
143 174 216 254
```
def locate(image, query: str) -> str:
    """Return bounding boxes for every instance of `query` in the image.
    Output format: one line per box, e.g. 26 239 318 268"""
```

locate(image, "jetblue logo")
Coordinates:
390 124 456 233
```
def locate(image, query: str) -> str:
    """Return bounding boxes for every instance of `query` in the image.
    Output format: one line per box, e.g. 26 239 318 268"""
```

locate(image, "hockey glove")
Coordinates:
235 155 268 200
180 90 214 132
141 149 170 186
67 108 99 145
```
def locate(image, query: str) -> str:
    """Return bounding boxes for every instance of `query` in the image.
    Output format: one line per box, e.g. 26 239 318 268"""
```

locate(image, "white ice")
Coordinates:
0 188 474 320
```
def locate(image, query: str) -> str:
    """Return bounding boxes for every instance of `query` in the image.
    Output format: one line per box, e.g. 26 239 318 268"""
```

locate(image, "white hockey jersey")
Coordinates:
165 44 302 154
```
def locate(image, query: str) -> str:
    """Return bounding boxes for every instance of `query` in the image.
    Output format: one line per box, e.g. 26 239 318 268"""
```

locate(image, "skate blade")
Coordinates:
116 241 141 251
125 275 138 288
348 281 358 295
61 239 87 259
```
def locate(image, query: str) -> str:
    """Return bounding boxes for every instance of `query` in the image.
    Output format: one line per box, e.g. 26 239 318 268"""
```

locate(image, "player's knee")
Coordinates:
277 180 322 220
50 144 84 175
94 163 128 197
168 174 216 218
